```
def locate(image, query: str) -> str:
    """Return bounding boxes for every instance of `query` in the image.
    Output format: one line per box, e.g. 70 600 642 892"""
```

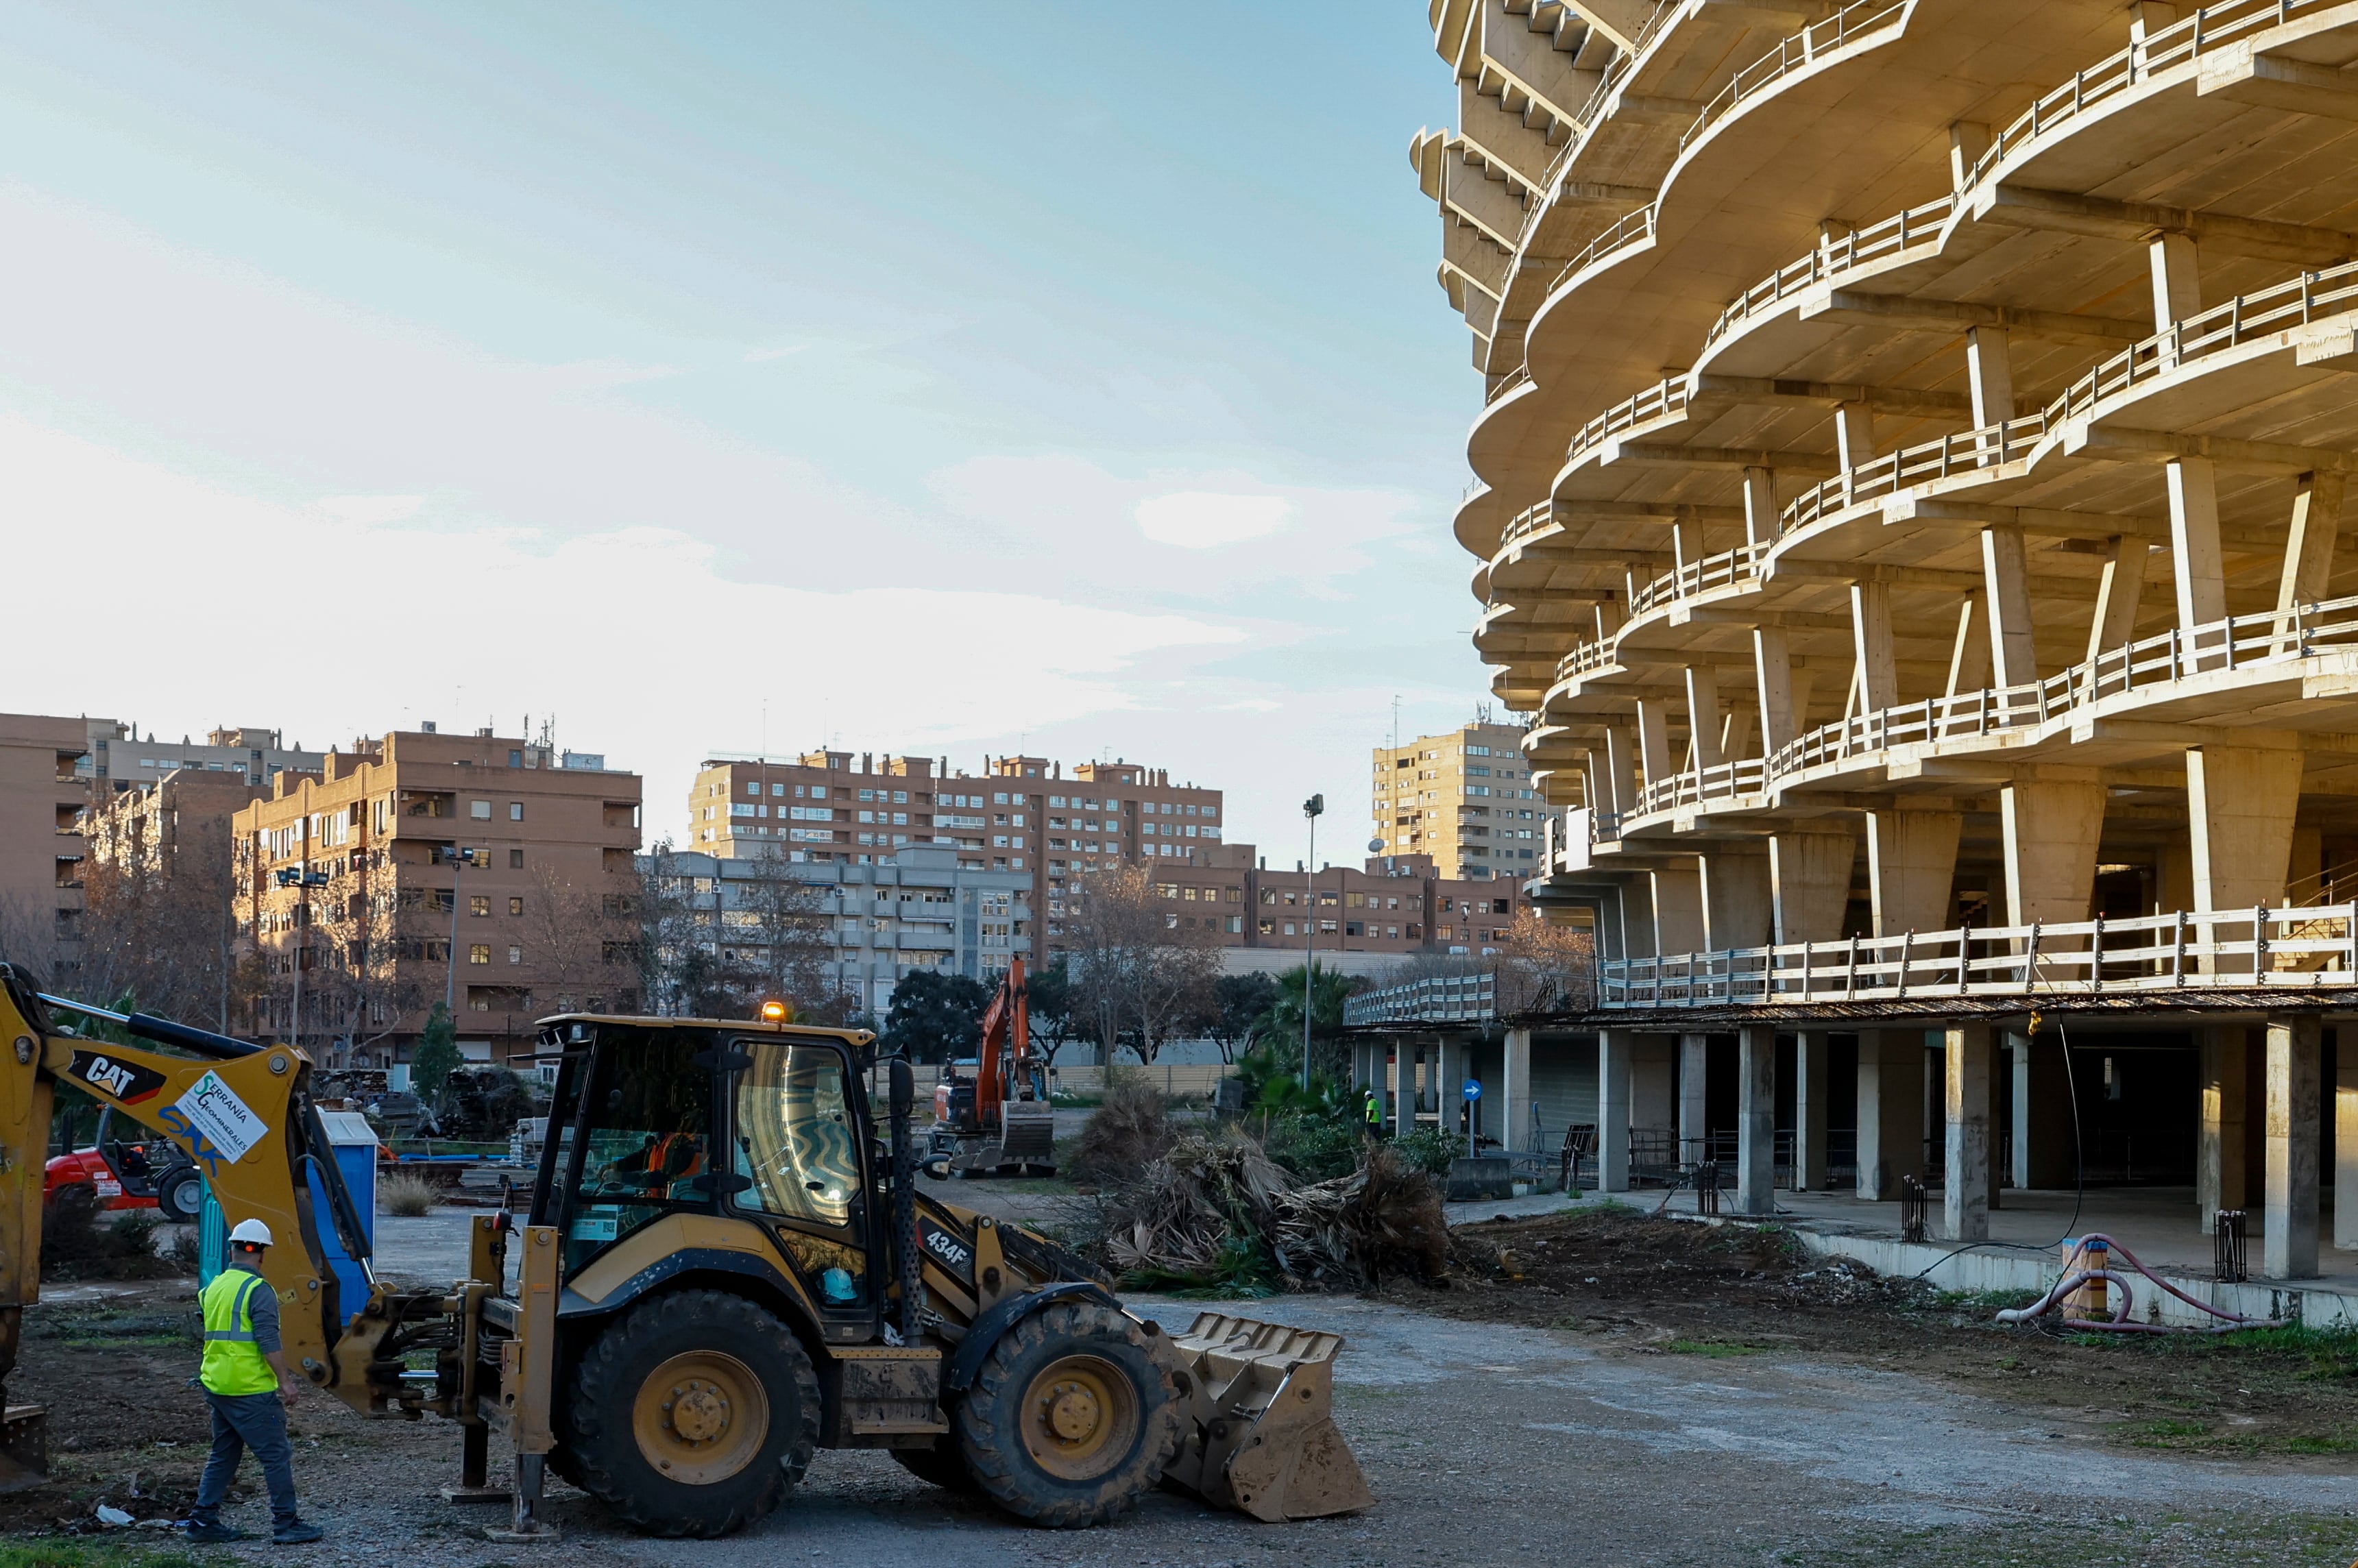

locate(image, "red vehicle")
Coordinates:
44 1106 203 1221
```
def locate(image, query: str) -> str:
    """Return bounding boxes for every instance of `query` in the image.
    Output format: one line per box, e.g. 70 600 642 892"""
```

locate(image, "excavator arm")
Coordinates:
0 965 411 1480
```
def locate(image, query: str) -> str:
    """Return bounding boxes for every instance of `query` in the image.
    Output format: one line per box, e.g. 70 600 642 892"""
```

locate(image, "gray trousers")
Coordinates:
191 1390 299 1529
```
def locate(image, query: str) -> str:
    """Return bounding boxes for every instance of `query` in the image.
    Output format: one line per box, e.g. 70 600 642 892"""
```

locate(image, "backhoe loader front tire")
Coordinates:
955 1302 1178 1529
562 1289 819 1539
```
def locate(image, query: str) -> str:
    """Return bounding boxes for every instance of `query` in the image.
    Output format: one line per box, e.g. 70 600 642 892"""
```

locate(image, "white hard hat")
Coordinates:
228 1218 274 1247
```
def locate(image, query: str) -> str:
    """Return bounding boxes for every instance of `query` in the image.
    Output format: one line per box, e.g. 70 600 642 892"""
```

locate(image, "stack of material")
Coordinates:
1102 1131 1446 1290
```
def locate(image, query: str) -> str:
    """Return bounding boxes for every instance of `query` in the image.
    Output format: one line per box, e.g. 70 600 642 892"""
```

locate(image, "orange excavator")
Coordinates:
924 957 1056 1178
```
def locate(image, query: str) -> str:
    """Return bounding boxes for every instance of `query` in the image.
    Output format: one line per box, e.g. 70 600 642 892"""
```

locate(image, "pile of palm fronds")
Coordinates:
1069 1075 1174 1184
1097 1129 1446 1291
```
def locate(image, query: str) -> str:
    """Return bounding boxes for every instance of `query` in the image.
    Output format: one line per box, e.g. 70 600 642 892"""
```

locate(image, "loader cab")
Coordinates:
531 1015 884 1338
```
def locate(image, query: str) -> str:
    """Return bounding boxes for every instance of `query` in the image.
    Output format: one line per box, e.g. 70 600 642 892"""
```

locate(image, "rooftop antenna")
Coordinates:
1391 693 1401 752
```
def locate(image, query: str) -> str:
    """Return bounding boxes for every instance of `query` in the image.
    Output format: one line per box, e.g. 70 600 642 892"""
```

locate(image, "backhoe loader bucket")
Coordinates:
1155 1311 1372 1522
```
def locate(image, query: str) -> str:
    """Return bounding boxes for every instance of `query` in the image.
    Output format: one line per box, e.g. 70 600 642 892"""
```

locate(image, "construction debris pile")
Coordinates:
1098 1131 1446 1291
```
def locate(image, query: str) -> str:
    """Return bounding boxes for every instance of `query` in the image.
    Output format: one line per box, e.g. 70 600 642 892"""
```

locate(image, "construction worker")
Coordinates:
185 1219 324 1545
1363 1088 1383 1134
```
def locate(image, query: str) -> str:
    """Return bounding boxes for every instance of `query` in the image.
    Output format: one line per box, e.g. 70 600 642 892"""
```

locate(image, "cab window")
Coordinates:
552 1029 714 1273
732 1040 861 1229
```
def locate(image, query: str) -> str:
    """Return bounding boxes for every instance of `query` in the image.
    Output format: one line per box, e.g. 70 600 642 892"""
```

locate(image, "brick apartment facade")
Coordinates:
232 727 642 1066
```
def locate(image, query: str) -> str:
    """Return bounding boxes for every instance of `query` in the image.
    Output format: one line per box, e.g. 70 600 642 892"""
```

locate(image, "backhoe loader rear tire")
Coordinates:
561 1289 819 1539
955 1302 1178 1529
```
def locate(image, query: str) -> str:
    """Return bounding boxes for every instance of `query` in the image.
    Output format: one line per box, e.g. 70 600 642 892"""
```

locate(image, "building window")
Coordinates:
470 800 491 819
509 802 524 821
469 944 491 965
509 848 525 869
509 896 524 916
470 895 490 916
509 945 522 965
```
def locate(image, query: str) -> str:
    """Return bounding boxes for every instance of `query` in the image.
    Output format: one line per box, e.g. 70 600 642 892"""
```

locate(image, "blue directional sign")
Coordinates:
1462 1079 1481 1101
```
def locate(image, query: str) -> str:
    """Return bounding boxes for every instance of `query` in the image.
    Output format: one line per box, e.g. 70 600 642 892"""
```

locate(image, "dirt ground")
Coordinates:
1407 1205 2358 1461
13 1201 2358 1566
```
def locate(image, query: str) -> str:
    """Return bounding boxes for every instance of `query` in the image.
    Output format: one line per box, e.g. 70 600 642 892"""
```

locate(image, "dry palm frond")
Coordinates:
1097 1130 1445 1291
1070 1077 1174 1184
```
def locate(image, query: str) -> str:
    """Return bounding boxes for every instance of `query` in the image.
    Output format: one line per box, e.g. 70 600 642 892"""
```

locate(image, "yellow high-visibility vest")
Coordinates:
199 1269 278 1397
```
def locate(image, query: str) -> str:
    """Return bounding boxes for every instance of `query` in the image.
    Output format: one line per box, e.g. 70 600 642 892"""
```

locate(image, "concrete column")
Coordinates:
1736 1023 1777 1215
1652 866 1707 954
1503 1027 1533 1157
1866 808 1961 936
1432 1036 1452 1137
1700 847 1772 951
1795 1029 1830 1192
1856 1029 1926 1200
2085 537 2150 663
1598 1028 1635 1192
1634 697 1674 788
2150 230 2201 326
1677 1031 1710 1162
2010 1030 2074 1189
1753 626 1797 755
1834 400 1875 471
1771 828 1856 944
1722 701 1757 762
1945 592 1991 697
2337 1032 2358 1250
2264 1015 2322 1279
1684 665 1725 770
1618 872 1658 959
2000 778 2104 926
1604 725 1638 819
2198 1025 2249 1234
1947 120 1990 191
1742 465 1777 548
2276 471 2345 644
1849 581 1898 712
1965 325 2014 426
2187 742 2302 918
1980 525 2038 689
1945 1023 1995 1242
1632 1036 1674 1135
2167 456 2226 636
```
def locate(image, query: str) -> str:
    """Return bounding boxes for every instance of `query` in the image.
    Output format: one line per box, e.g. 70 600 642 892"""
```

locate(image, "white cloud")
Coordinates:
1218 698 1283 712
317 494 426 526
1134 491 1291 549
0 413 1241 837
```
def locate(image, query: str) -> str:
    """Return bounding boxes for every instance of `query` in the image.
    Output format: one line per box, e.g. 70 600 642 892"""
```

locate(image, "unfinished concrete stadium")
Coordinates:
1369 0 2358 1312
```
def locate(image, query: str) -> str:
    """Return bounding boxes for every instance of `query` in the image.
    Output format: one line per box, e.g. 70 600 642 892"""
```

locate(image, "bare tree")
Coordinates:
1496 911 1597 1016
732 868 843 1020
1063 865 1219 1066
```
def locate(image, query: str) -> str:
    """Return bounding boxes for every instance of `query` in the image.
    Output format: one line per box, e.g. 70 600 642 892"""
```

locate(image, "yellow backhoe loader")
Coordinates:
0 964 1369 1538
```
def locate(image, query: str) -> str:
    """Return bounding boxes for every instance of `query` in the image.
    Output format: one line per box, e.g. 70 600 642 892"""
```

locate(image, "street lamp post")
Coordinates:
274 866 330 1053
1300 794 1322 1091
443 846 481 1012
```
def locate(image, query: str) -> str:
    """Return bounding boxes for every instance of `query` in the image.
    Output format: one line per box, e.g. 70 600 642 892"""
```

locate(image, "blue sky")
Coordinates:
4 2 1491 856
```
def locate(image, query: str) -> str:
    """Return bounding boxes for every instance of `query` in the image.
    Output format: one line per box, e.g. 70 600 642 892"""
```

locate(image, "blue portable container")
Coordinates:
197 1110 378 1322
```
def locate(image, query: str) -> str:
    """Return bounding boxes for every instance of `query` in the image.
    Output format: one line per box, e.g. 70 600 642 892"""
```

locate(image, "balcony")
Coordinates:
1602 903 2358 1010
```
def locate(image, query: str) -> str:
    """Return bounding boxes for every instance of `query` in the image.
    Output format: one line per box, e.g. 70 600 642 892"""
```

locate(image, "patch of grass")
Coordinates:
1663 1337 1770 1358
378 1171 440 1218
29 1308 198 1350
1929 1286 2042 1313
2283 1432 2358 1454
0 1542 223 1568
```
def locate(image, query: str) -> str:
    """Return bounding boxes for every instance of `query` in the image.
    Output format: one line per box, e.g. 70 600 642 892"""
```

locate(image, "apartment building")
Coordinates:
1370 720 1543 879
0 713 99 978
1041 844 1521 961
652 846 1032 1016
685 751 1225 884
1398 0 2358 1271
232 728 642 1066
79 723 325 802
85 768 269 877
